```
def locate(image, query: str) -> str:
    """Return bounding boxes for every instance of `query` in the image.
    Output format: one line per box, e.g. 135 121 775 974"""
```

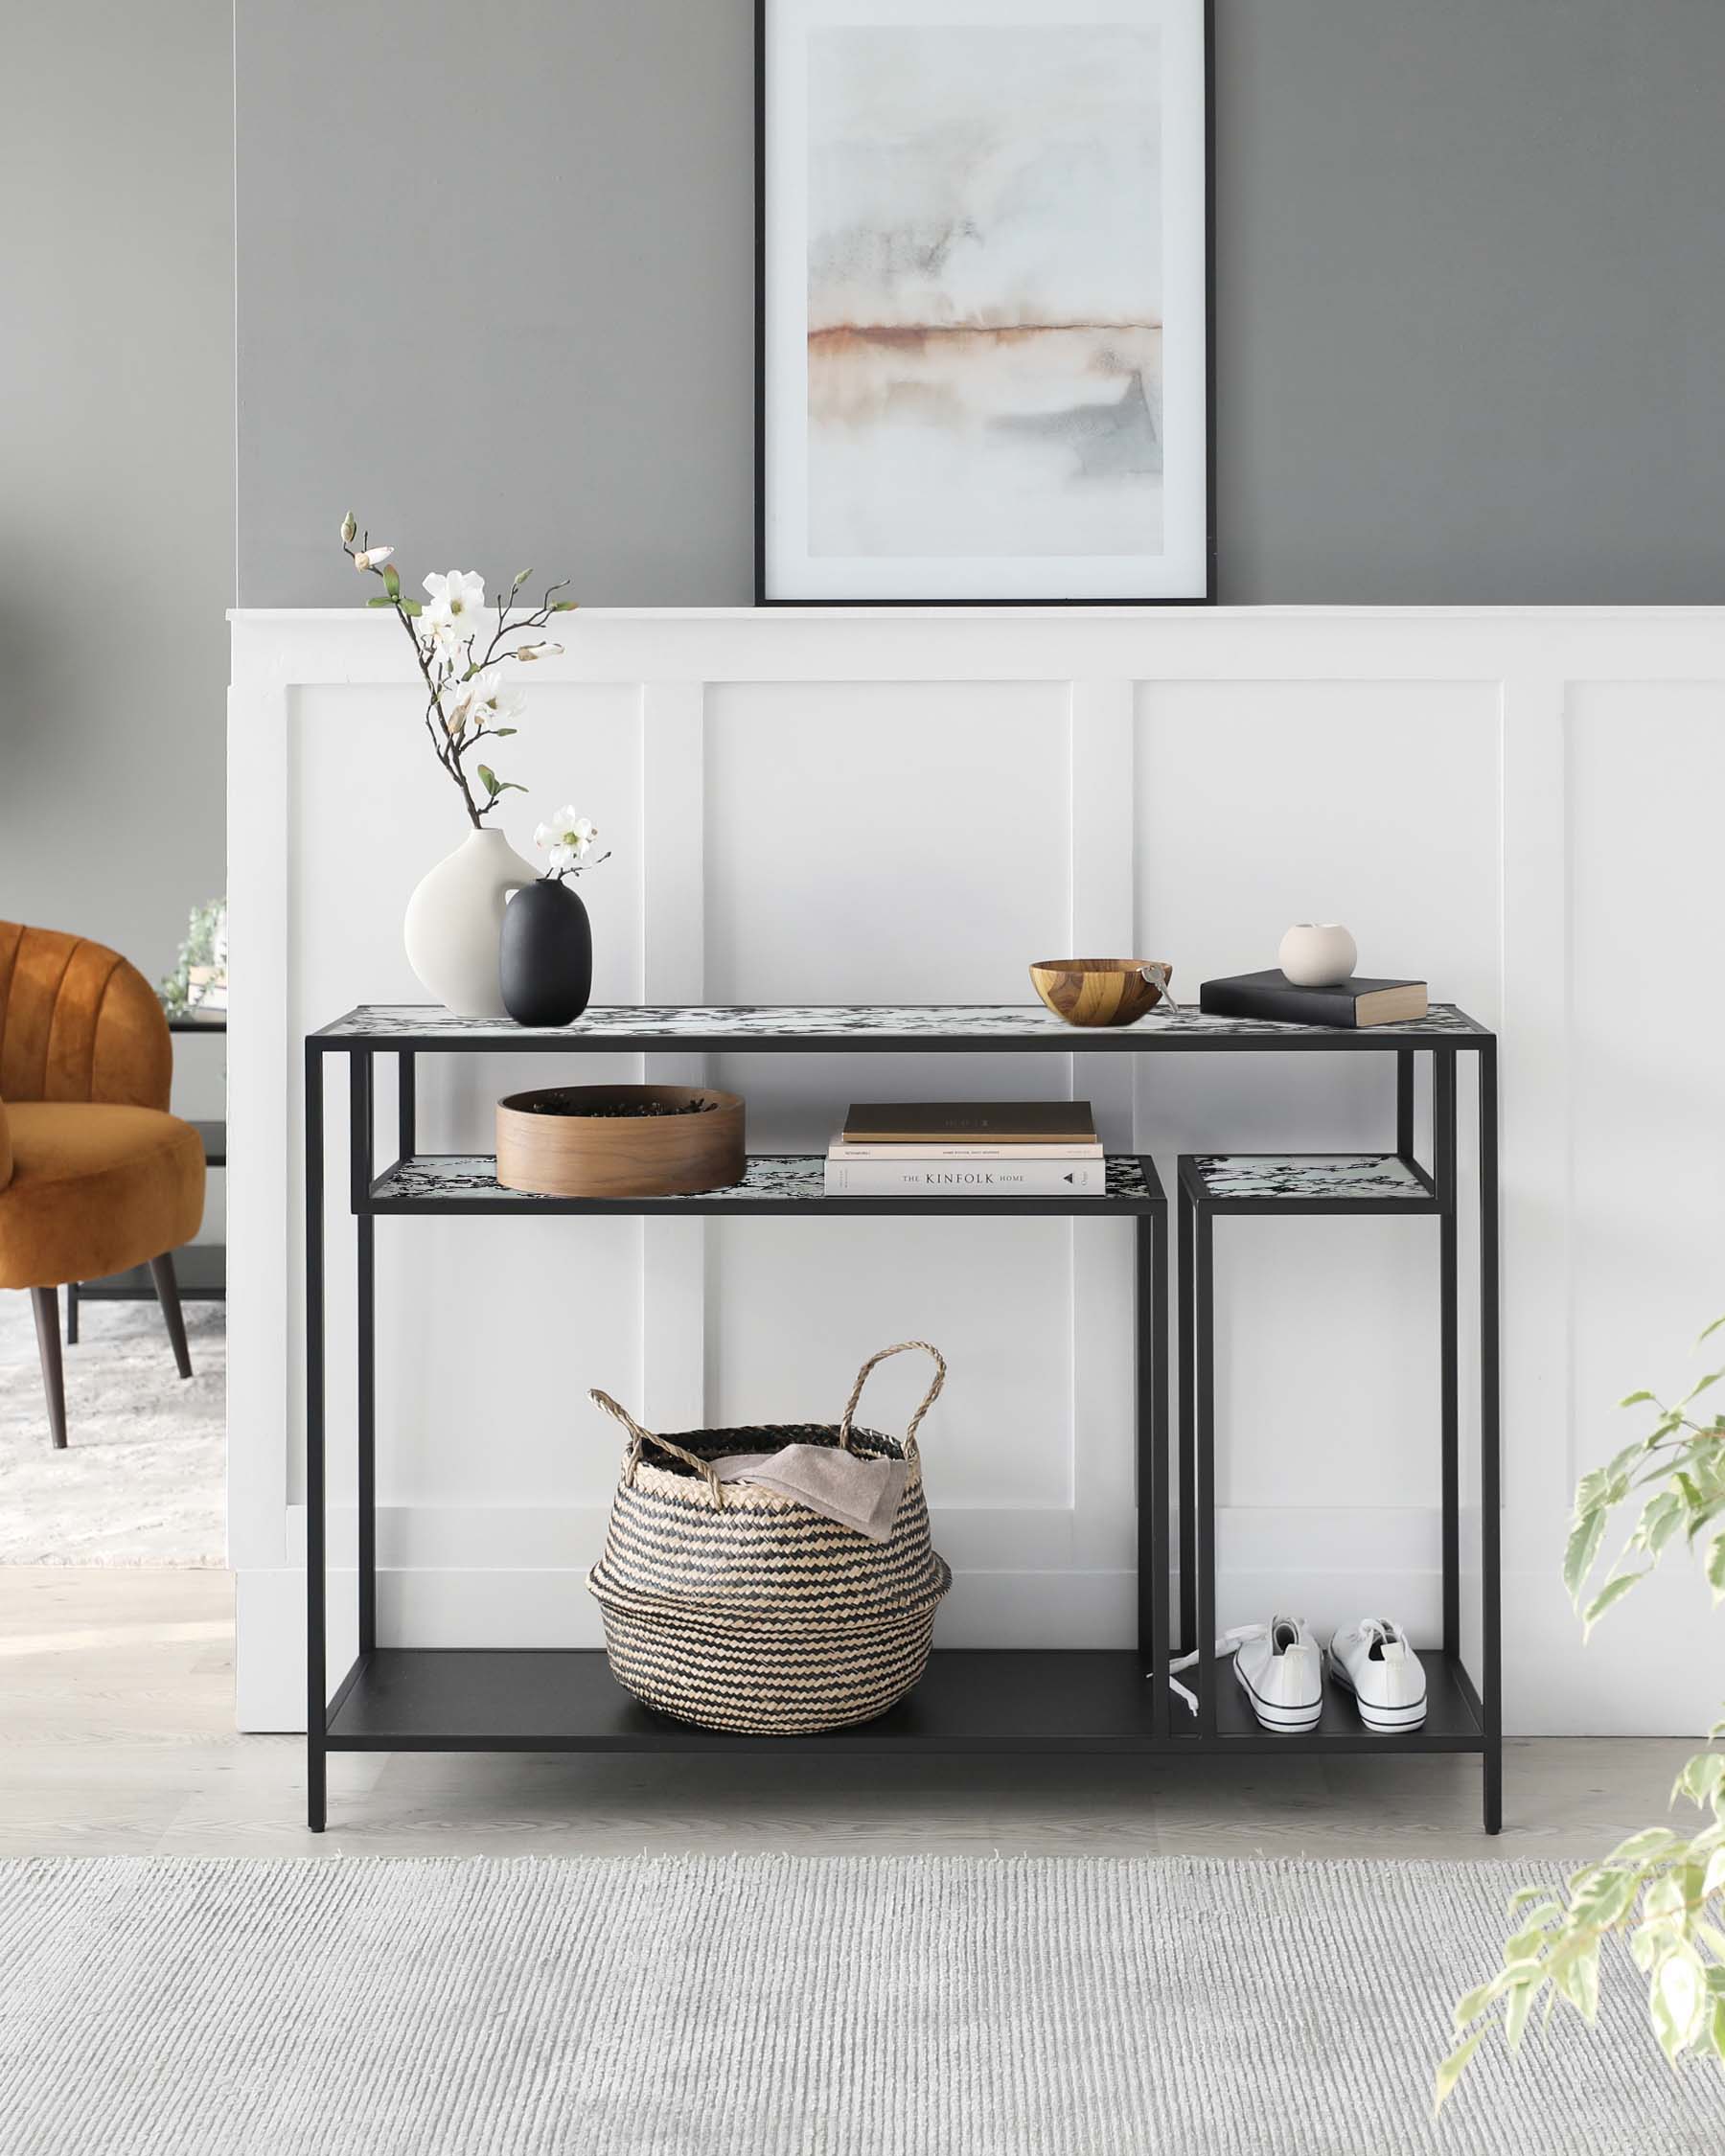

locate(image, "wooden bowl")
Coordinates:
1029 958 1173 1029
496 1084 746 1197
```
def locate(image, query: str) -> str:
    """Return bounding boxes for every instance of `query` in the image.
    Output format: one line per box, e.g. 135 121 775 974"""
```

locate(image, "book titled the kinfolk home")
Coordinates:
823 1158 1107 1198
1198 972 1429 1029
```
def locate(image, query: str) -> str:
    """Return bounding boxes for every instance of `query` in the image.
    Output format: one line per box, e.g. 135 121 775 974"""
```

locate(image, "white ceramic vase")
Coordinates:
1278 922 1358 988
403 827 537 1019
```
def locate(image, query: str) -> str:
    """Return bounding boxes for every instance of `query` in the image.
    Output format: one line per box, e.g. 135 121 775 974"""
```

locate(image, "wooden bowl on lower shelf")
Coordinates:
495 1085 746 1197
1030 958 1173 1028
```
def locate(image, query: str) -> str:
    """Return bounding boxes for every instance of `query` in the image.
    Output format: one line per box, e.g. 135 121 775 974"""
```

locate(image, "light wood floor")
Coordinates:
0 1569 1700 1863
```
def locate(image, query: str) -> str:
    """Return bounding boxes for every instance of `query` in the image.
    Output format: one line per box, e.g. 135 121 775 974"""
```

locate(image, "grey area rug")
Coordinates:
2 1856 1721 2155
0 1293 222 1563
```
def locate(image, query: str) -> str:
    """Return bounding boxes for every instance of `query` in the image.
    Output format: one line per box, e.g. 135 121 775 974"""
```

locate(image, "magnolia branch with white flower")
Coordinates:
534 806 610 882
339 511 577 829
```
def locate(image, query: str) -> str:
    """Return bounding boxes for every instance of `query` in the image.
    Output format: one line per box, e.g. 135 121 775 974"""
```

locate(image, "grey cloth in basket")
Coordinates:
709 1444 908 1542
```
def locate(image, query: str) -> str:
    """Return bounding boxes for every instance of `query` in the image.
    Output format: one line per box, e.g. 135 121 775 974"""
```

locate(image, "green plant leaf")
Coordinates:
1607 1436 1650 1481
1707 1533 1725 1600
1453 1971 1509 2031
477 765 500 796
1652 1947 1706 2061
1682 1371 1724 1409
1637 1491 1688 1559
1565 1508 1607 1601
1583 1572 1648 1634
1698 1316 1725 1345
492 727 518 737
1674 1754 1725 1810
366 594 394 608
1554 1938 1600 2024
1570 1869 1643 1931
381 562 401 599
553 599 578 610
1506 1905 1562 1953
1587 1570 1647 1630
1504 1972 1543 2053
1620 1389 1658 1408
1432 2029 1484 2118
1606 1826 1689 1866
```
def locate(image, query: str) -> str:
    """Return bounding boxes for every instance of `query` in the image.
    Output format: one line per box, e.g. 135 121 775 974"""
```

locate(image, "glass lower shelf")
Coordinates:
365 1154 1165 1215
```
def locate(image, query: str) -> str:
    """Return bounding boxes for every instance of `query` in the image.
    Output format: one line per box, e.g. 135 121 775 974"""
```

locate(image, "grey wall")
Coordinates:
239 0 1725 605
2 2 232 998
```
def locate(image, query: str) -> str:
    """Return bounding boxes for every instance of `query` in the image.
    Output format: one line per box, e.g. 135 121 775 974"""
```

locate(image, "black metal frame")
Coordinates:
752 0 1219 608
1172 1046 1501 1829
303 1007 1498 1834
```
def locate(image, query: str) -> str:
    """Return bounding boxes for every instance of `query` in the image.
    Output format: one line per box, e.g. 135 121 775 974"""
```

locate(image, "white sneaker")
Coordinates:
1327 1617 1427 1732
1231 1616 1324 1732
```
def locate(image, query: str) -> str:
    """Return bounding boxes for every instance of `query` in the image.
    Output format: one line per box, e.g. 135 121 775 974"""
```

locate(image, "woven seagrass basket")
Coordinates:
586 1342 952 1733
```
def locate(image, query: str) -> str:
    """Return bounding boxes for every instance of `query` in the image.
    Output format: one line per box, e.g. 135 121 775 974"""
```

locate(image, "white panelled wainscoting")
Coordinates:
228 608 1725 1737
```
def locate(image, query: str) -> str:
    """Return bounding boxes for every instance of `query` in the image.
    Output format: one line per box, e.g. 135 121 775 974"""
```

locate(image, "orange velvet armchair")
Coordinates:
0 923 206 1446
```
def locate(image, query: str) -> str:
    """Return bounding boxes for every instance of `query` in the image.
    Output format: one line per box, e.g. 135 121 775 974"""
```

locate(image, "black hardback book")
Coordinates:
1198 971 1429 1029
842 1100 1096 1143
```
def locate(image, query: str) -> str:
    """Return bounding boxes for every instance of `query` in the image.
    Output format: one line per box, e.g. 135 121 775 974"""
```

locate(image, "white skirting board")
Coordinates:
229 606 1725 1736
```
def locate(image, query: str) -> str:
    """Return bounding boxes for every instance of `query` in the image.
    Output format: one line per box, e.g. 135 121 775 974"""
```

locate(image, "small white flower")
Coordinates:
422 569 486 643
535 805 597 875
466 667 526 732
353 544 393 571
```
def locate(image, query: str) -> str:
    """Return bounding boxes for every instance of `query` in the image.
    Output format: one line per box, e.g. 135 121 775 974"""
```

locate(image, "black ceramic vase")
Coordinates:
499 879 592 1026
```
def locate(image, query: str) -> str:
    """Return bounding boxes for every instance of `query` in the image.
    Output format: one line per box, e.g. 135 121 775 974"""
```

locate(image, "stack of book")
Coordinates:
824 1102 1105 1197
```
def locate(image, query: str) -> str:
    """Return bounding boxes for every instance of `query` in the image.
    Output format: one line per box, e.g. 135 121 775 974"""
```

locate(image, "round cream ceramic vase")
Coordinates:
1277 923 1358 987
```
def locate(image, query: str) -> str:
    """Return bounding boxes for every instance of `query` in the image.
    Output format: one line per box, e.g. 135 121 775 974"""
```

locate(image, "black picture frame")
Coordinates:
754 0 1216 608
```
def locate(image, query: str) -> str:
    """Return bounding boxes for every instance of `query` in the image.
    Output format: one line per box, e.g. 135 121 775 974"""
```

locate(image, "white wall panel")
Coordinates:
231 607 1725 1733
708 1216 1074 1513
1568 684 1725 1436
1134 679 1499 1541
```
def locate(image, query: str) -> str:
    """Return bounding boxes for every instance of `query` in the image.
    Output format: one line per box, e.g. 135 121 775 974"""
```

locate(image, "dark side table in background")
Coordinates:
66 1011 227 1343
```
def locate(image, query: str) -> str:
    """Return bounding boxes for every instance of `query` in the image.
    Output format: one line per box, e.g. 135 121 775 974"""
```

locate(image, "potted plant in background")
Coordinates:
1433 1315 1725 2116
340 512 589 1019
498 808 610 1025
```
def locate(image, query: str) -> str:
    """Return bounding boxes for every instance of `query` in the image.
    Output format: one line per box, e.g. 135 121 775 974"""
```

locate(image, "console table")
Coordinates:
304 1002 1499 1831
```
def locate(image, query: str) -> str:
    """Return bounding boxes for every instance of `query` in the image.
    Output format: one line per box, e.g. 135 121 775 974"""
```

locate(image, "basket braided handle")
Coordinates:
837 1341 947 1458
588 1388 724 1505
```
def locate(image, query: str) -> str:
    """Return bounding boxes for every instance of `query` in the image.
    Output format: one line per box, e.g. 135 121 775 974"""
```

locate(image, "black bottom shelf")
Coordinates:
323 1647 1484 1757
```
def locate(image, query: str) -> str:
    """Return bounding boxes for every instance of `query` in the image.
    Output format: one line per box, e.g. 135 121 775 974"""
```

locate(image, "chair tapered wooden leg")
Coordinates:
66 1282 80 1346
149 1252 193 1380
30 1289 68 1448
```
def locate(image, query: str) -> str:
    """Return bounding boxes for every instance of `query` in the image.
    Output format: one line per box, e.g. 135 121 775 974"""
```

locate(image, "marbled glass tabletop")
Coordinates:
1191 1154 1433 1201
370 1154 1162 1210
313 1002 1489 1047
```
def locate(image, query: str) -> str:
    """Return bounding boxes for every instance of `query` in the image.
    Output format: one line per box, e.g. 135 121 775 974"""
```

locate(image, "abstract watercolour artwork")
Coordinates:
760 1 1211 603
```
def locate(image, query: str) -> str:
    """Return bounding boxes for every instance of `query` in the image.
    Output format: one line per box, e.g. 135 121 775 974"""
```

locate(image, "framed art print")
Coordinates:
757 0 1213 604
